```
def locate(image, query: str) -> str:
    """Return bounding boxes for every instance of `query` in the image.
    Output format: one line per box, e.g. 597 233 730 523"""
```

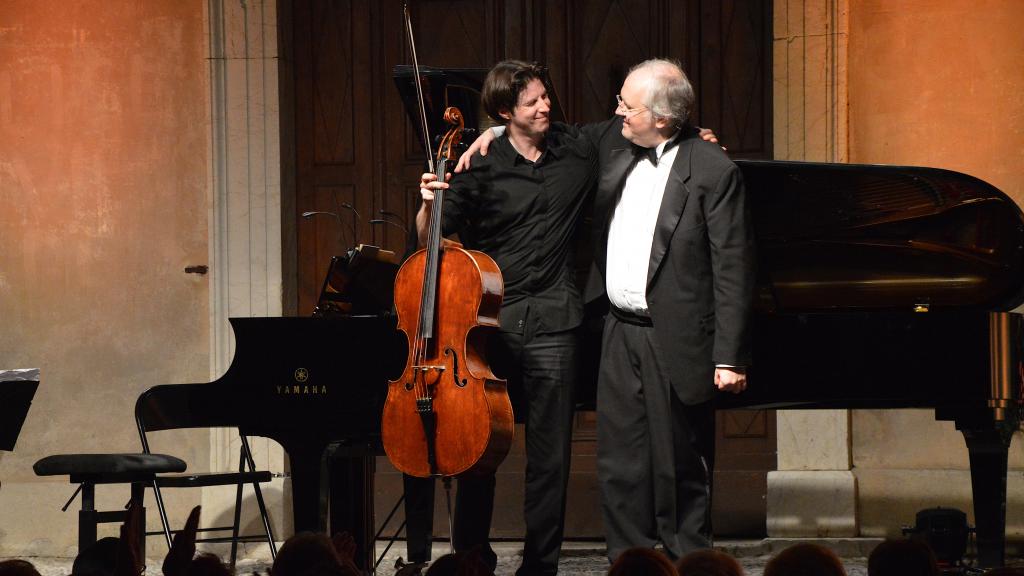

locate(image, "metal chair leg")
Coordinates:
242 435 277 560
150 479 174 548
230 447 245 567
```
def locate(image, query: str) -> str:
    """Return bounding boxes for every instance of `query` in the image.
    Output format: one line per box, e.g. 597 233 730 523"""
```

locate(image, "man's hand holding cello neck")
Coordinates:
415 171 451 246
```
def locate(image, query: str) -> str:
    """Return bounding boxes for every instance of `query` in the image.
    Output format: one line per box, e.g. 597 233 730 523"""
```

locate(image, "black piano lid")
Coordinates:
393 66 490 158
737 160 1024 313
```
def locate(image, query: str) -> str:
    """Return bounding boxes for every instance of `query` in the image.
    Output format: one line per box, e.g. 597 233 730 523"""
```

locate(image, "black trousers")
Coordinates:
404 326 578 575
596 315 715 562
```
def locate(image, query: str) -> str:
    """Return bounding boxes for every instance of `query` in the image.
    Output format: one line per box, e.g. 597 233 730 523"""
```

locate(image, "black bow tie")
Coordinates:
633 136 679 166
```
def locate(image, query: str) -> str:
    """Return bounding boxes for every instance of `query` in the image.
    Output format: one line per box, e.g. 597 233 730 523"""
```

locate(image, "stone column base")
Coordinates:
767 470 858 537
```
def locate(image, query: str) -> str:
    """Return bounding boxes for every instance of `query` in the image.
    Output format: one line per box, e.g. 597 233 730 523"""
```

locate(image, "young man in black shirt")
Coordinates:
414 60 596 576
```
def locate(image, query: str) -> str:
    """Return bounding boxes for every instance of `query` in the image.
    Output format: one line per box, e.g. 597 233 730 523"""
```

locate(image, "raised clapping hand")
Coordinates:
331 531 361 575
114 502 145 576
162 506 201 576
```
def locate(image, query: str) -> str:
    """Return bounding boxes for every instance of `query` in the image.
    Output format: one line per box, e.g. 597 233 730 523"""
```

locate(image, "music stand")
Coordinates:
312 245 400 317
1 368 38 453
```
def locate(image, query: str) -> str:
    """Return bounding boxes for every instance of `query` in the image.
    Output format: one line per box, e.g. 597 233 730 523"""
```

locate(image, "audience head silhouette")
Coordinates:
423 550 494 576
607 547 678 576
0 560 41 576
71 536 119 576
186 553 234 576
763 543 846 576
676 549 744 576
867 539 937 576
271 532 358 576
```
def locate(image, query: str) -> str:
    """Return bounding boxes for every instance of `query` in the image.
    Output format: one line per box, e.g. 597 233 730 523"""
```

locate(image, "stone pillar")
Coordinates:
773 0 847 164
768 0 857 538
769 412 858 537
205 0 288 545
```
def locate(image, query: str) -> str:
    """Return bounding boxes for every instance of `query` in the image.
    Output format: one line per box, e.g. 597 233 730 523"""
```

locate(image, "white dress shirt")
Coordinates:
605 134 681 316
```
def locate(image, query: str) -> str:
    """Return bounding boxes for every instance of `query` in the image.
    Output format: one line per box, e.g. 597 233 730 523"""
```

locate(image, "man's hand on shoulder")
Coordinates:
715 367 747 394
455 127 499 173
698 127 727 152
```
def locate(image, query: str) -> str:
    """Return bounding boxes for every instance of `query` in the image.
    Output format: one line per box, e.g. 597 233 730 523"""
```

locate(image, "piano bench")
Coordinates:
33 453 186 555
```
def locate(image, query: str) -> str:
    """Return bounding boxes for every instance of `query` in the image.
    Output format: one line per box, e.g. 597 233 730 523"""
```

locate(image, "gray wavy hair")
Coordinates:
629 59 694 128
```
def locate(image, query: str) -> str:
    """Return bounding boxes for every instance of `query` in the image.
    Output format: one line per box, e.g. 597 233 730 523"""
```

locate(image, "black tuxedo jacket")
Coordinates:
577 117 756 405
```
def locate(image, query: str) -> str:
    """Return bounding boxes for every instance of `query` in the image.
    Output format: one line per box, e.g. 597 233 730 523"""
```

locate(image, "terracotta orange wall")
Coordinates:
0 0 209 553
846 0 1024 539
848 0 1024 207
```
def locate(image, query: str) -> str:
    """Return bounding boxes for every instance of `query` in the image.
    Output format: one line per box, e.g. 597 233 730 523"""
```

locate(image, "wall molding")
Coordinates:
206 0 288 536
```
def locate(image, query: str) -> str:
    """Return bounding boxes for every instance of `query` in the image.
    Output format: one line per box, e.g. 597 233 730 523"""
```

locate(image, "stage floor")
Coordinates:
20 537 1024 575
7 539 877 576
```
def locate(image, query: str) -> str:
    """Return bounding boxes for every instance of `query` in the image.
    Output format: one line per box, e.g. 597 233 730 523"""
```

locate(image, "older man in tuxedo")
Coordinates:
457 58 750 562
585 59 755 561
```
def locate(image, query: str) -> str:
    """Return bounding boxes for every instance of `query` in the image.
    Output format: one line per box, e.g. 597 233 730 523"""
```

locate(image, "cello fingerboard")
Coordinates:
417 157 449 342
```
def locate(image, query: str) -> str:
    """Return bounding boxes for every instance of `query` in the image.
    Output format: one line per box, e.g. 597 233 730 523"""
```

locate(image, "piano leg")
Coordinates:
961 423 1014 568
285 442 331 534
280 439 376 570
326 445 376 572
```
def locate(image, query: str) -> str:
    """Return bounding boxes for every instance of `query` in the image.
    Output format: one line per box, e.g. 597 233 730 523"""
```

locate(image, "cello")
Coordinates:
381 7 514 479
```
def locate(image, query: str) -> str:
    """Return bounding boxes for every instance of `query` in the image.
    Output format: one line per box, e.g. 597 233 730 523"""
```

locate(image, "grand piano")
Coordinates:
722 160 1024 567
138 250 404 570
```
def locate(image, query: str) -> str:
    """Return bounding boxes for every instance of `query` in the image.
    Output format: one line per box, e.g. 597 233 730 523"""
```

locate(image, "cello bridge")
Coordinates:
413 364 446 373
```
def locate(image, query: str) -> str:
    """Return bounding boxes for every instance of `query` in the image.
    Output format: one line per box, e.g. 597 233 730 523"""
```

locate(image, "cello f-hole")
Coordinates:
444 347 468 387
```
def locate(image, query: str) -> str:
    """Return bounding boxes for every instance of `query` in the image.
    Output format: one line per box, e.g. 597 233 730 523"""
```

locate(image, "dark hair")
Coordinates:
423 551 493 576
188 553 234 576
481 60 548 124
764 543 846 576
424 554 459 576
867 539 938 576
72 536 119 576
0 560 41 576
608 547 678 576
271 532 340 576
676 549 744 576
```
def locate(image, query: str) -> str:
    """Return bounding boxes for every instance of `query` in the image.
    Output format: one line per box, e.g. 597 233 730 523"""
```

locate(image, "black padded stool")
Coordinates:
34 453 186 554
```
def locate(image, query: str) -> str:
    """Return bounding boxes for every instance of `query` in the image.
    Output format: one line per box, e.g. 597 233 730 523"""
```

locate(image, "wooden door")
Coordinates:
289 0 378 314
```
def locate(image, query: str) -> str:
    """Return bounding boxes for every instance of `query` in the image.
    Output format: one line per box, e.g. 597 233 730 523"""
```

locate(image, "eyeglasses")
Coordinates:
615 94 649 118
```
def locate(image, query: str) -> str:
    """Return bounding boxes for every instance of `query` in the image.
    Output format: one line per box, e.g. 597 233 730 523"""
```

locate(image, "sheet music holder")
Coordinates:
1 368 39 452
312 244 400 317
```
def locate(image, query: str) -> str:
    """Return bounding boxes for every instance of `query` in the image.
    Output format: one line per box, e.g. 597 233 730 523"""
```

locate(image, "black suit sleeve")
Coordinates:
707 163 756 367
